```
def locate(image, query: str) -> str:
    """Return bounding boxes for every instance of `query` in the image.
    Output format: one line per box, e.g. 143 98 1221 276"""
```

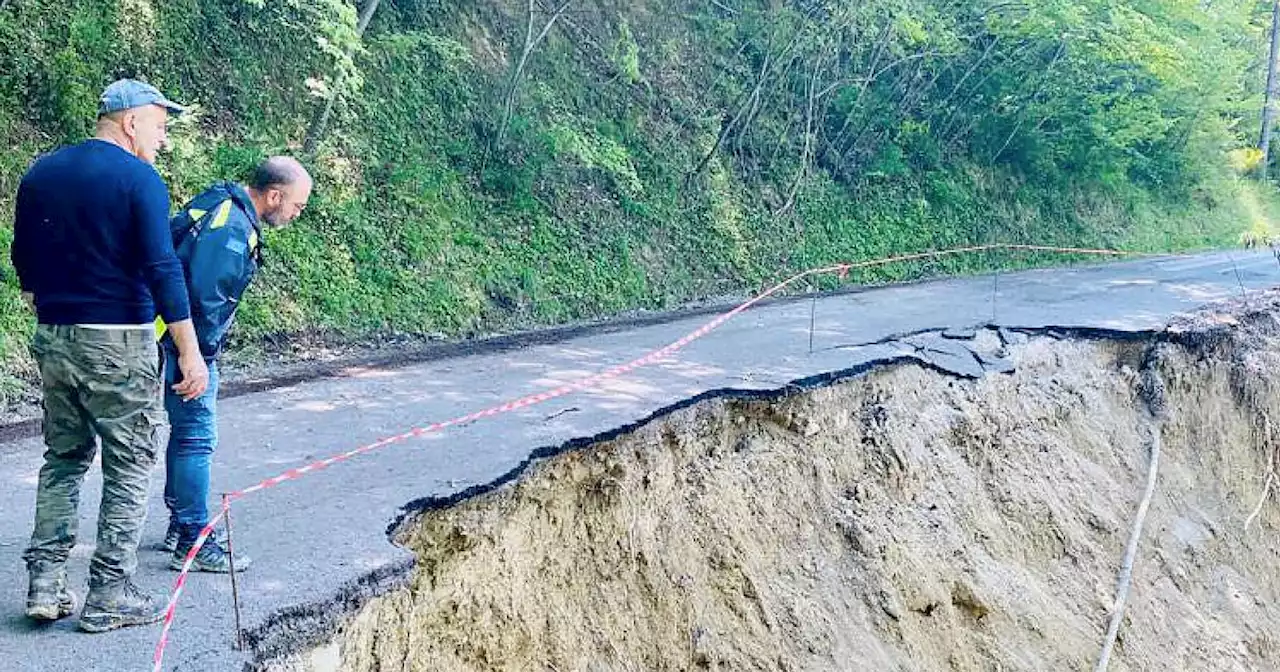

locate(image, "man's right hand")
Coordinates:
174 350 209 401
165 318 210 401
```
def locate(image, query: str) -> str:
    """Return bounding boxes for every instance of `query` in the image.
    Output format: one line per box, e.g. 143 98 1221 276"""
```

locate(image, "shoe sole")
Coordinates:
77 610 164 633
26 599 75 622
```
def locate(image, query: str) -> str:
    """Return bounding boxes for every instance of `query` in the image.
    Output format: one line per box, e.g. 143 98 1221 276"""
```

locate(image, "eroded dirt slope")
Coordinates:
268 295 1280 672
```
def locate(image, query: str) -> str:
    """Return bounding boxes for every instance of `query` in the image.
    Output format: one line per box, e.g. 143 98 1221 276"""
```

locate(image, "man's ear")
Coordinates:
121 111 138 139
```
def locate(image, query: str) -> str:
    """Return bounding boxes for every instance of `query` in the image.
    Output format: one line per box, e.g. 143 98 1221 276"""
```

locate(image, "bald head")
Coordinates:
250 156 311 192
247 156 312 228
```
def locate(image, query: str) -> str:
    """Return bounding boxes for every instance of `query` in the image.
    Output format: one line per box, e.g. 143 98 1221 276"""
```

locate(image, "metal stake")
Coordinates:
1226 249 1249 306
222 494 245 651
808 293 817 355
991 266 1001 325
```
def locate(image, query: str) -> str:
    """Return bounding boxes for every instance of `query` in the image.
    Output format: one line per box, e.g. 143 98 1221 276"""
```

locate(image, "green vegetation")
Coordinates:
0 0 1277 400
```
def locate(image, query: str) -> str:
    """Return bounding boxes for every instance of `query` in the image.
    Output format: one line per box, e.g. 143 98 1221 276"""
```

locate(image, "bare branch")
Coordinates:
777 55 827 216
821 23 893 163
870 51 942 82
935 36 1000 119
534 0 574 46
709 0 738 15
841 53 930 170
497 0 576 146
691 27 801 176
689 87 754 178
938 39 1036 142
992 38 1067 163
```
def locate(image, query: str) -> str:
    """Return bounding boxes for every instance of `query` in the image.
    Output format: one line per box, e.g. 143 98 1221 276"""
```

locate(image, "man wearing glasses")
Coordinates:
158 156 312 572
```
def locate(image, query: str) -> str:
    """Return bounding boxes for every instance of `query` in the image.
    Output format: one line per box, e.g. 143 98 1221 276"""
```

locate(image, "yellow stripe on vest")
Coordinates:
209 200 233 230
154 315 167 341
187 208 207 222
248 230 258 251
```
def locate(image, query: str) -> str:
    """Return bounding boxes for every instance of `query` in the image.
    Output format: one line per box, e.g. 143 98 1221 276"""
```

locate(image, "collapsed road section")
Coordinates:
256 292 1280 672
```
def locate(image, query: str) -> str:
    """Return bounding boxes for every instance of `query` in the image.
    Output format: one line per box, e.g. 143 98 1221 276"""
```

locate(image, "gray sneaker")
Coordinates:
78 580 164 633
170 538 251 574
26 569 76 622
161 521 180 553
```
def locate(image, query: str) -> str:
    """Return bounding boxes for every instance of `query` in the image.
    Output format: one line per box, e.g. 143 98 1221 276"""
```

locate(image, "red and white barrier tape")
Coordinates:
153 504 228 672
151 243 1154 670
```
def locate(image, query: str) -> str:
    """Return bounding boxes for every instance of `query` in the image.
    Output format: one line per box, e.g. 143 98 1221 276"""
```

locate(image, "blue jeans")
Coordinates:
162 348 219 547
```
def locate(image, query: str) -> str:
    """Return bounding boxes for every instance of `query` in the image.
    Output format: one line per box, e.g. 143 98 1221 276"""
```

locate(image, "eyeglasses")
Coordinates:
270 189 308 215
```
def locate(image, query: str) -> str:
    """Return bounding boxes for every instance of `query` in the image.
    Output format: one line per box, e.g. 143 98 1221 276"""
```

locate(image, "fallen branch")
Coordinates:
1245 470 1275 531
1245 417 1277 531
1094 425 1163 672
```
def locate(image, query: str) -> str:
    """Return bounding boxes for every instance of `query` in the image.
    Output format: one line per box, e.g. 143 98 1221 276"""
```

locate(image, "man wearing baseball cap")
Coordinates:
11 78 210 633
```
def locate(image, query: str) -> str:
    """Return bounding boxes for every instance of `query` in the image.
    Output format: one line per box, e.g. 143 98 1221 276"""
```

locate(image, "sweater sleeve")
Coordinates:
132 169 191 323
10 178 33 292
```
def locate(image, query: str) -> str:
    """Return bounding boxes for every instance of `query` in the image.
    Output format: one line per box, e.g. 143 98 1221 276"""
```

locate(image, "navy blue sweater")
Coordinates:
11 140 191 325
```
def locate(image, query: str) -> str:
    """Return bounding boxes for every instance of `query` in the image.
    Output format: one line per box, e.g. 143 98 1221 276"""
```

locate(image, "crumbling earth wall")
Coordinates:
266 295 1280 672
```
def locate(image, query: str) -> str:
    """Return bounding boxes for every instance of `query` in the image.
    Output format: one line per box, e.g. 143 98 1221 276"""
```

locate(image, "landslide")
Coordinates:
265 293 1280 672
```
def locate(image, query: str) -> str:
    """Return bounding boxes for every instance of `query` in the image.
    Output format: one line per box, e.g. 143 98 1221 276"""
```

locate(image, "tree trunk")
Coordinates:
1261 0 1280 180
777 56 826 216
303 0 381 156
496 0 575 147
992 39 1067 164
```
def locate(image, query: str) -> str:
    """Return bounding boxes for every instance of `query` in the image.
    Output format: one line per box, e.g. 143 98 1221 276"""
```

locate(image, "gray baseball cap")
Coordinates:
98 79 187 117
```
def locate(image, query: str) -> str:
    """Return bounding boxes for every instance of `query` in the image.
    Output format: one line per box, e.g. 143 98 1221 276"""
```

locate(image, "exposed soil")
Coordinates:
259 294 1280 672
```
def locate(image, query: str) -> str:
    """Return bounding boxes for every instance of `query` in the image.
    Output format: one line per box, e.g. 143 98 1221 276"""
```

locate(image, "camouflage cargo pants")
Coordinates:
23 325 164 589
